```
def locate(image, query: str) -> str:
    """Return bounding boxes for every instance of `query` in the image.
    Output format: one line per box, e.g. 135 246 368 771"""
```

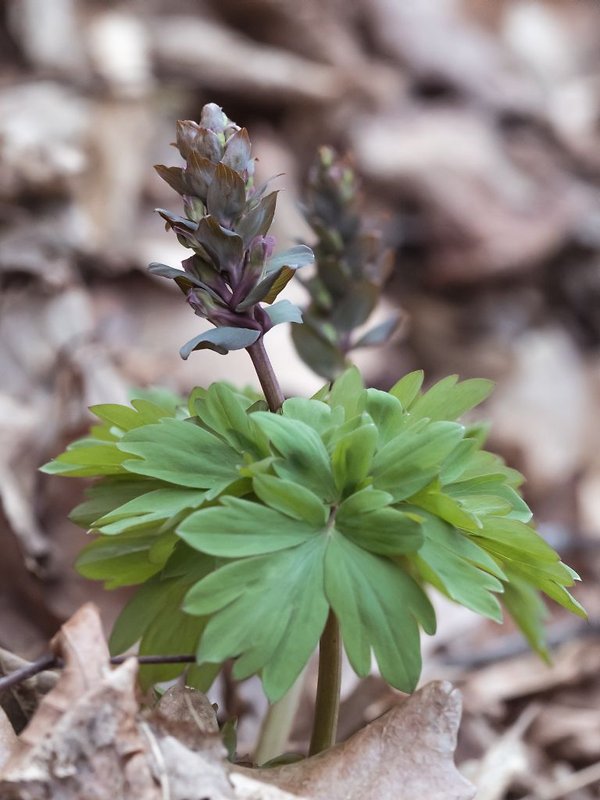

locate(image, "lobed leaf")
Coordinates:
178 496 321 557
410 376 494 422
265 299 303 327
184 538 329 701
117 418 241 488
325 533 435 692
252 412 337 501
179 327 260 359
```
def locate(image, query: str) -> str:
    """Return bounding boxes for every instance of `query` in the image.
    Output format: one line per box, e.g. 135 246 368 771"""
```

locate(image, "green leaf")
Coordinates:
76 529 172 588
445 475 532 522
353 314 402 348
331 422 378 495
89 401 175 433
336 506 423 556
410 376 494 422
129 391 183 417
328 367 366 419
290 321 347 380
265 300 303 327
281 397 343 436
41 444 127 477
372 421 464 501
389 371 424 408
412 513 505 621
117 418 241 488
69 477 160 527
501 571 550 660
364 389 406 443
439 438 479 485
251 412 337 501
93 487 209 534
109 576 171 655
253 475 327 527
138 585 217 690
184 537 329 701
330 281 378 332
178 496 321 557
325 533 435 692
410 487 480 532
108 557 214 656
180 327 260 359
206 162 246 220
192 382 268 456
473 517 566 566
336 487 394 517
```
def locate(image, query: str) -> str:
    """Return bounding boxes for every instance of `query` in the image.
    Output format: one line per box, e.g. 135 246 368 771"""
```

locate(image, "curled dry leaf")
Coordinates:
0 604 304 800
242 681 475 800
0 708 17 771
0 604 474 800
0 603 160 800
0 646 57 735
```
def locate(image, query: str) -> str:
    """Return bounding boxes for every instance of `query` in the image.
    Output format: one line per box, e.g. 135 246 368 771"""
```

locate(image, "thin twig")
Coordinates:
0 653 197 694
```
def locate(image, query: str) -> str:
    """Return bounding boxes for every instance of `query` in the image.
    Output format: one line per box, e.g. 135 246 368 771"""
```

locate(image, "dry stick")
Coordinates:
520 760 600 800
0 654 197 693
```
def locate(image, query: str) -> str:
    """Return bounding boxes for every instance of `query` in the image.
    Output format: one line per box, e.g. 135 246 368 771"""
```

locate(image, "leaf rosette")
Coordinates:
43 370 584 699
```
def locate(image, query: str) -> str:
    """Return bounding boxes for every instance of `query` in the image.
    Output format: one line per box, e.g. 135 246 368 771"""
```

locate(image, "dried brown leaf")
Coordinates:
0 603 160 799
0 708 17 771
242 681 475 800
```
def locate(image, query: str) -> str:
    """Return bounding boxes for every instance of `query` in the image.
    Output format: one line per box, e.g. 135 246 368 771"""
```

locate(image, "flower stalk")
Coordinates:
309 610 342 756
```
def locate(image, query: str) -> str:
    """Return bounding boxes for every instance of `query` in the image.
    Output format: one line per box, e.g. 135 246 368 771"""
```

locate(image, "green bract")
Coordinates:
43 368 584 701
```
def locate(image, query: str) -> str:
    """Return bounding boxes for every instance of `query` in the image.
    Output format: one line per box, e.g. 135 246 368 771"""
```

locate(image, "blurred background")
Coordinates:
1 0 600 795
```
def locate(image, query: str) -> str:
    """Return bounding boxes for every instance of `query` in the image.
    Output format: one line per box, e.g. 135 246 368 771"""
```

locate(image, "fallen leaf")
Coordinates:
242 681 475 800
0 708 17 771
460 704 539 800
0 604 161 799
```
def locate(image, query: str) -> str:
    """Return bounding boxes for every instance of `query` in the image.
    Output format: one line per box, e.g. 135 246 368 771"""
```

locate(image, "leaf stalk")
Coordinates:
309 610 342 756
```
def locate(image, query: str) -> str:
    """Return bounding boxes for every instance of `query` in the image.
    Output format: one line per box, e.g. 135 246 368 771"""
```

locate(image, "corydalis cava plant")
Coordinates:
43 104 584 747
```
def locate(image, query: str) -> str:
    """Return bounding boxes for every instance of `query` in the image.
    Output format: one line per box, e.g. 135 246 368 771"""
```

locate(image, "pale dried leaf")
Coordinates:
464 640 600 712
243 681 475 800
230 772 307 800
461 705 539 800
149 16 348 103
0 708 17 771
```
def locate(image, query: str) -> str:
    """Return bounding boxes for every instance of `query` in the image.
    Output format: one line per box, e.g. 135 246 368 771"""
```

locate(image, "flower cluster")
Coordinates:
293 147 397 378
152 103 312 359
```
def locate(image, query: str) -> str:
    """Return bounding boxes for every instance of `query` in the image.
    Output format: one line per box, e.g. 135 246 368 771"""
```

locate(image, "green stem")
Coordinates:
254 671 307 765
309 610 342 756
246 337 285 412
